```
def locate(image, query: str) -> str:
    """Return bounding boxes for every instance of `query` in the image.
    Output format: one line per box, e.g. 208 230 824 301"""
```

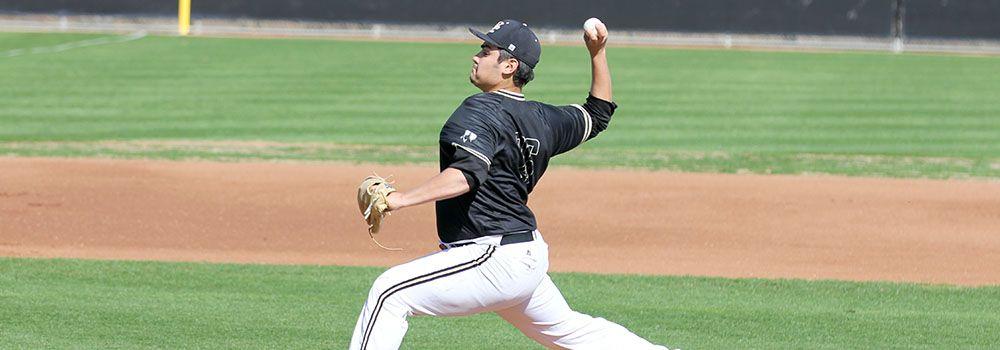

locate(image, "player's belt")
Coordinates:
499 231 535 245
439 231 534 250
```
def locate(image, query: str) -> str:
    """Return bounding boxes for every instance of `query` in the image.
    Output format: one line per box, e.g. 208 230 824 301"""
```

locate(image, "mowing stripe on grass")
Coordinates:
2 32 998 179
2 257 999 349
1 31 146 58
2 140 996 179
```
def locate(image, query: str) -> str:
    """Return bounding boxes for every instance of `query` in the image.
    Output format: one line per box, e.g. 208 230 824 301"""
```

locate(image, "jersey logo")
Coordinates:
514 132 540 183
461 130 478 143
523 137 539 156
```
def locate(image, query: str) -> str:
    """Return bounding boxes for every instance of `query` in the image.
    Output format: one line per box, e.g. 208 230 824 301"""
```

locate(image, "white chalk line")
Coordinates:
1 31 147 58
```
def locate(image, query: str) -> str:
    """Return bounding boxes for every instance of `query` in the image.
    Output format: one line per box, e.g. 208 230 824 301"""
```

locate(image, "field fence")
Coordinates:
2 14 1000 55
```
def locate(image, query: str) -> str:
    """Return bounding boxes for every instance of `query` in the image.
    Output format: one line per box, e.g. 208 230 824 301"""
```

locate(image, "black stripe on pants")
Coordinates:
361 245 497 349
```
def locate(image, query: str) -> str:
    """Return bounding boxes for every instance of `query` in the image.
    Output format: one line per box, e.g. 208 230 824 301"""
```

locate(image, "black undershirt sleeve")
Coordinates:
582 94 617 140
545 94 619 156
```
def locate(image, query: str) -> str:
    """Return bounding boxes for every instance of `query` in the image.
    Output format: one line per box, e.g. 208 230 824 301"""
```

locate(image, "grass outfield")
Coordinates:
1 258 998 349
2 32 998 178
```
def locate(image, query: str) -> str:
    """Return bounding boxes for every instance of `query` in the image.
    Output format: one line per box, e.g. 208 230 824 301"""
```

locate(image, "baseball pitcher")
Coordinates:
352 19 670 349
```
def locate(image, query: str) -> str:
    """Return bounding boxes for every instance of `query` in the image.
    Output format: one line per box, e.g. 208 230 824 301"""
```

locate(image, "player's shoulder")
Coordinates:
455 92 505 116
447 93 505 126
451 90 558 122
460 92 505 109
529 99 581 119
481 89 551 114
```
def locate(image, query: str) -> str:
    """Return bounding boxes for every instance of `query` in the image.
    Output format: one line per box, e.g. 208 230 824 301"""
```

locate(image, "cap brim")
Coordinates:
469 28 503 49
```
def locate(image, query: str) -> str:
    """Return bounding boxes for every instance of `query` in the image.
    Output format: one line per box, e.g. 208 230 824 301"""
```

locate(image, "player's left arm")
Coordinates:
386 95 500 211
385 168 469 211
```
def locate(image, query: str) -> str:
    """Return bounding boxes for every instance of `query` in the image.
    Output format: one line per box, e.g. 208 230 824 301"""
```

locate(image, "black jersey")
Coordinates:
436 89 617 243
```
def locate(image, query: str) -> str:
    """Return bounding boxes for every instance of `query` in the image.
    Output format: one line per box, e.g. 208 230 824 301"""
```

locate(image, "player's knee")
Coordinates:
364 270 414 317
368 268 406 299
368 273 392 297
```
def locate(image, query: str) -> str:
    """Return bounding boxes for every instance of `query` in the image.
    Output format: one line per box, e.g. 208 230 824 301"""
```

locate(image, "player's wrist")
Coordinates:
386 192 405 211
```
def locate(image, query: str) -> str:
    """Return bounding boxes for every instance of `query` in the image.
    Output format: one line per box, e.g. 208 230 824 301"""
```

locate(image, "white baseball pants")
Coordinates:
348 231 667 349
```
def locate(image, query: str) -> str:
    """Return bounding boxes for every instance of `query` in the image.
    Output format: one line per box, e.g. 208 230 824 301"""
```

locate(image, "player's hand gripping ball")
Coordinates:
583 17 603 34
583 17 608 54
357 174 396 235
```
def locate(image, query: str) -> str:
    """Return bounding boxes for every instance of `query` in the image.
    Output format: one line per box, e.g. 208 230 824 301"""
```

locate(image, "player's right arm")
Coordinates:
581 20 615 142
545 25 617 156
585 21 611 102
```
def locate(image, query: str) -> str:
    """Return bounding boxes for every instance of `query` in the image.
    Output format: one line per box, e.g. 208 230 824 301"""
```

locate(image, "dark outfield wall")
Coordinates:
905 0 1000 40
201 0 892 37
1 0 998 39
0 0 891 36
0 0 176 17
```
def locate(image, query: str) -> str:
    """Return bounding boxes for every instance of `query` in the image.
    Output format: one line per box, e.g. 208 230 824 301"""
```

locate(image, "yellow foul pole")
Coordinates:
178 0 191 35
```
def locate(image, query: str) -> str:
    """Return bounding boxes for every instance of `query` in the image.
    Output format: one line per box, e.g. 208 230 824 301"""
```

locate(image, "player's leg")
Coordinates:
348 246 495 350
495 274 668 349
349 241 544 350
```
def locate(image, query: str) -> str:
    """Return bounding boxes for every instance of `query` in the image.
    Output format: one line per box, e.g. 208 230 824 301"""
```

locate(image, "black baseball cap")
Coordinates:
469 19 541 69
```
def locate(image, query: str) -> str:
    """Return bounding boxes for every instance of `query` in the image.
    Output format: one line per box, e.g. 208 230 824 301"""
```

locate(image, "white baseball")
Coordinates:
583 17 603 34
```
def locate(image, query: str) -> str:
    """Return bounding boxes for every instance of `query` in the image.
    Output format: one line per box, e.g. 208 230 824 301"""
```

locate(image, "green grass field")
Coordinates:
3 32 1000 349
2 258 999 349
2 32 998 178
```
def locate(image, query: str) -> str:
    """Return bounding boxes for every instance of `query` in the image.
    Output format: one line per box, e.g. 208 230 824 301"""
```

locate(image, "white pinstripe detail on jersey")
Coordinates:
570 104 592 145
452 142 492 167
493 89 526 101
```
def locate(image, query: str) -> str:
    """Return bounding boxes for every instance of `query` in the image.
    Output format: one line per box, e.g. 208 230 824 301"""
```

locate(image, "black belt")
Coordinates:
439 231 534 250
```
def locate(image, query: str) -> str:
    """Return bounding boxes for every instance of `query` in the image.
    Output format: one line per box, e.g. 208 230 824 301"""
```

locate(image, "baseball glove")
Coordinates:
357 174 401 250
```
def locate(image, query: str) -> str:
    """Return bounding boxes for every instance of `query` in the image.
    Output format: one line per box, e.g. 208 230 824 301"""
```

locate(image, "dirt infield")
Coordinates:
2 157 998 286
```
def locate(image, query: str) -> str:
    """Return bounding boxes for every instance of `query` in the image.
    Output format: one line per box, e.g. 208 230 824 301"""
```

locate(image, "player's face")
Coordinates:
470 43 505 90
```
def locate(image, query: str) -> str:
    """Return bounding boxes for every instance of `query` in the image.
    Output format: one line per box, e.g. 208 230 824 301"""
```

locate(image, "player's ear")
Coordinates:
503 58 519 75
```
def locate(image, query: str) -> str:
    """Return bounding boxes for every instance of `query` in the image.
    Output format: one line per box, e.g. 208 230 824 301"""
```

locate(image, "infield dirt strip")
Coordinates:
1 157 998 286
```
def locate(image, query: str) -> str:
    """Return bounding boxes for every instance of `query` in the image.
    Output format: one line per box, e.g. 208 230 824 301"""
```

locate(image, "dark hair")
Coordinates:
498 50 534 88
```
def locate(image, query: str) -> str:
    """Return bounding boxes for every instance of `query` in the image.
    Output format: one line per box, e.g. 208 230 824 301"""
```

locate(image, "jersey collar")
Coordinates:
492 89 525 101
